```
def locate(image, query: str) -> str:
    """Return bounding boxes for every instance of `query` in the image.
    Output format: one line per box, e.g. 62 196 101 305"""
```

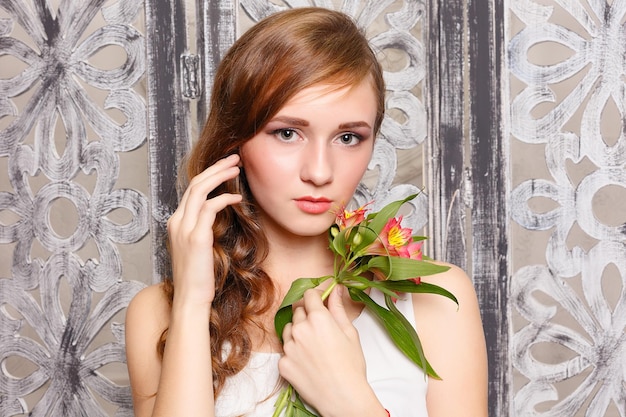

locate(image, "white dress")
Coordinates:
215 290 429 417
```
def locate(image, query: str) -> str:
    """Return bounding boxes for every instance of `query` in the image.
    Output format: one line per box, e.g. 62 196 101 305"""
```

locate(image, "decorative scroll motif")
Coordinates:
239 0 429 230
0 1 148 415
509 1 626 415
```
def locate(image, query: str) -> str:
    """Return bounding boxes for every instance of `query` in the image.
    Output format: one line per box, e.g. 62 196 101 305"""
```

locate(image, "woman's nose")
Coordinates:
300 141 333 185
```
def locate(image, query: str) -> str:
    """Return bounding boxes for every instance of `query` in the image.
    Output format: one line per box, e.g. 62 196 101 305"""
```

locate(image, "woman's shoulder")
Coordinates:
126 282 171 338
411 262 488 415
411 261 482 329
419 261 478 303
125 283 172 412
128 282 170 311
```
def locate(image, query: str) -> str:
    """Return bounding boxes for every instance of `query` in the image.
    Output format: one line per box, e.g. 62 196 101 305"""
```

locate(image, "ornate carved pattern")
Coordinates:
509 1 626 415
239 0 429 230
0 1 148 415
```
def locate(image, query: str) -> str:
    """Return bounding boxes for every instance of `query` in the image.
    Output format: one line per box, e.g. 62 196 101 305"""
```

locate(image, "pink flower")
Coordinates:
335 202 371 230
366 216 423 260
366 217 423 285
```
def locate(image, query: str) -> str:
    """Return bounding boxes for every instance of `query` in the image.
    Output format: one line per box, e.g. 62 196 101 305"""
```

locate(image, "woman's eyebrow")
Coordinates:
338 121 371 129
269 117 371 130
269 116 309 126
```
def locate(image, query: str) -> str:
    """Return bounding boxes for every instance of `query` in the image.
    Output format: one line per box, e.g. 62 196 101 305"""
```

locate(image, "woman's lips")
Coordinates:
294 198 332 214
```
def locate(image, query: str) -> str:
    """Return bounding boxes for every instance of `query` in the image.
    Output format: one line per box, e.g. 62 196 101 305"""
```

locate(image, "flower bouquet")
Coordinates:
272 194 458 417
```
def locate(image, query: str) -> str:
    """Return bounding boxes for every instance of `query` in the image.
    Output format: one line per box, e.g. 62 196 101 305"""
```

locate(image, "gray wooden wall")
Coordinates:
0 1 624 416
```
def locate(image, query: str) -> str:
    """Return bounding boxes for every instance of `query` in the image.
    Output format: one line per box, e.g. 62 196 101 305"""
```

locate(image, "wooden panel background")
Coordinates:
508 1 626 416
0 0 151 415
1 0 624 416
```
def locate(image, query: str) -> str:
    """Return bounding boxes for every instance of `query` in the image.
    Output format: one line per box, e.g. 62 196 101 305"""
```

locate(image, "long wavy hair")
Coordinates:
158 7 385 397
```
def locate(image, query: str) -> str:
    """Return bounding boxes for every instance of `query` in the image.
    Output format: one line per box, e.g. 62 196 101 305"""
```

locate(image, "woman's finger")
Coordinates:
301 288 325 313
181 166 240 225
281 323 293 343
178 154 240 212
327 285 352 331
292 305 306 324
188 193 243 243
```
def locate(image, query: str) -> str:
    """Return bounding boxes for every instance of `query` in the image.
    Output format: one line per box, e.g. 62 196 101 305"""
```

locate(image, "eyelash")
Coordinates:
336 133 363 146
272 128 299 142
270 129 364 146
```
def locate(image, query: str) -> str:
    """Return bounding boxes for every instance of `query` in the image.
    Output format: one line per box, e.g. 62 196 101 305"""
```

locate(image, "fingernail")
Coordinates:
335 285 343 296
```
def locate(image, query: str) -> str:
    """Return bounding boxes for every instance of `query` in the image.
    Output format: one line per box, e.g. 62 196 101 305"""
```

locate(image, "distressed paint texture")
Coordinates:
426 0 467 271
0 0 148 415
197 0 235 126
145 0 192 283
468 1 511 416
6 0 622 416
429 0 511 413
509 0 626 415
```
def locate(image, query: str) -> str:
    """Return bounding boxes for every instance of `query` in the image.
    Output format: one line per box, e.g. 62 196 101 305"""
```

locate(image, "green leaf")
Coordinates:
384 293 440 380
376 280 458 305
366 194 418 235
367 257 450 280
273 385 319 417
292 392 318 416
348 288 440 379
292 406 318 417
273 387 291 417
274 277 329 341
274 307 293 344
344 275 405 300
278 277 329 309
330 227 348 258
343 275 458 306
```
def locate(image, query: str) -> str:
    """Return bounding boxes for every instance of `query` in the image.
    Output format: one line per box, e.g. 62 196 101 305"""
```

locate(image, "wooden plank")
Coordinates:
196 0 236 127
426 0 468 271
467 0 511 415
144 0 191 283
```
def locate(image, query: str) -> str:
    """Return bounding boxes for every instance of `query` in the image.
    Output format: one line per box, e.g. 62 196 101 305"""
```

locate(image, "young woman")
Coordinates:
125 7 488 417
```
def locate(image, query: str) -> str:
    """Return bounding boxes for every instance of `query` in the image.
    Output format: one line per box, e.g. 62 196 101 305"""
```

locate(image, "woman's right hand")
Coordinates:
166 154 243 307
126 155 241 417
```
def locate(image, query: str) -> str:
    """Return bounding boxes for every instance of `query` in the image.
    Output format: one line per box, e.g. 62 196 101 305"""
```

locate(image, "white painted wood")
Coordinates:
0 0 149 414
3 0 622 416
508 1 626 415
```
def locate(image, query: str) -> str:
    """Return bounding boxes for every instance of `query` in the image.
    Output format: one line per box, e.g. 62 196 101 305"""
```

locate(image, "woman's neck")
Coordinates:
247 230 335 353
250 223 369 353
262 231 334 293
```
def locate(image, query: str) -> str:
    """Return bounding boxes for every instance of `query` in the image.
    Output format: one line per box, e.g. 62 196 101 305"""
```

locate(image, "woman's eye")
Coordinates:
276 129 297 141
337 133 361 146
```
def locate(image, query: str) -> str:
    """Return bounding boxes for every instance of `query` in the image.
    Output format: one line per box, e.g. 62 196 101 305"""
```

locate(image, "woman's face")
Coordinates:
240 79 377 239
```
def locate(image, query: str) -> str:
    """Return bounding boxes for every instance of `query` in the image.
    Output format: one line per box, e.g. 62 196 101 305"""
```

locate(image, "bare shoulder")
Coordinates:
128 283 169 315
419 262 477 304
125 283 171 401
412 262 488 417
412 262 484 348
411 261 484 353
126 283 171 337
126 282 172 354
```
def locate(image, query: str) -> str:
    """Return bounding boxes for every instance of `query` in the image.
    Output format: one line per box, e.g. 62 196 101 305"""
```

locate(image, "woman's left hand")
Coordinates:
279 286 385 417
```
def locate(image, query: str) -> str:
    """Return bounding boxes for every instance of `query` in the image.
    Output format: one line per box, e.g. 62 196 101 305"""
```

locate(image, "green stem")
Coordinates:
275 385 294 417
320 279 338 301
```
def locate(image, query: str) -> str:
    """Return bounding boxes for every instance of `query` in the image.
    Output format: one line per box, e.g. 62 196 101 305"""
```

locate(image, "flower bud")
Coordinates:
352 232 362 246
